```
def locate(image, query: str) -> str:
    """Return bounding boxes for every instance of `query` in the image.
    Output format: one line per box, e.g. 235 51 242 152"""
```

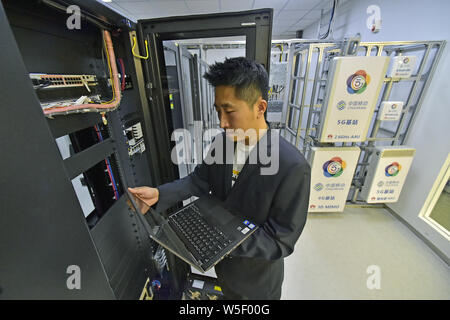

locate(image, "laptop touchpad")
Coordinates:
207 205 234 226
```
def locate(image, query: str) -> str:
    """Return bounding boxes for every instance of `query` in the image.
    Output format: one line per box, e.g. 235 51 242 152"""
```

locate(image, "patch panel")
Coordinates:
30 73 98 92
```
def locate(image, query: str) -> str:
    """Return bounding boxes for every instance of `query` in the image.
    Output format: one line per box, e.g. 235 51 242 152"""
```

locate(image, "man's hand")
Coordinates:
127 186 159 214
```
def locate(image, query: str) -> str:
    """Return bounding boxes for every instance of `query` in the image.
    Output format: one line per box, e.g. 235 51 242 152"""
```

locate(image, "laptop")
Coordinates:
125 189 259 272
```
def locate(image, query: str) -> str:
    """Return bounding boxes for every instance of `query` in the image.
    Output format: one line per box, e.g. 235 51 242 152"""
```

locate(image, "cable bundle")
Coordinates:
43 30 121 116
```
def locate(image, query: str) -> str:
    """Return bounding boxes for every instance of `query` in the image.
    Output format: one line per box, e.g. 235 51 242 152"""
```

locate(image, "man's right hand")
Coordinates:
128 186 159 214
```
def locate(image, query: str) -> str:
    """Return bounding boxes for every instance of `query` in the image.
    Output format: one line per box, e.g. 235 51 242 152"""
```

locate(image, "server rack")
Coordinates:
0 0 273 299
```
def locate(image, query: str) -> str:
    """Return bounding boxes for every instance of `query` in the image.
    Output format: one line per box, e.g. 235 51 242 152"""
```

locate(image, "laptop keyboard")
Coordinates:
168 204 233 265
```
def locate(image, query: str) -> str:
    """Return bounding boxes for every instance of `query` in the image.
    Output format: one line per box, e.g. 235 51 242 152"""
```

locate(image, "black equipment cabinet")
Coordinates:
0 0 272 299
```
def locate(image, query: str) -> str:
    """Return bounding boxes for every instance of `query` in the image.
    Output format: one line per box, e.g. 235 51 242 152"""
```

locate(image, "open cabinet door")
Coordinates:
134 9 273 187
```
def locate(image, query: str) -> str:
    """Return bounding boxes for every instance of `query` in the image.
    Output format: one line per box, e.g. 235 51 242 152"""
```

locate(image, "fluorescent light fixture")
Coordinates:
102 0 112 3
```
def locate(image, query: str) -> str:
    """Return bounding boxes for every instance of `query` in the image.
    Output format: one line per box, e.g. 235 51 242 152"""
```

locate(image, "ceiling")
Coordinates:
99 0 337 39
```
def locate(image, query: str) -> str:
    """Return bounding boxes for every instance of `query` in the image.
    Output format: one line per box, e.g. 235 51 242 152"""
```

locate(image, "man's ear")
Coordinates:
256 98 267 119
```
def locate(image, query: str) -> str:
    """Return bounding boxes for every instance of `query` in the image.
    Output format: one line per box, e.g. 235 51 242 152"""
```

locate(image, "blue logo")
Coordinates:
314 183 324 191
243 220 249 225
336 100 346 111
248 223 255 229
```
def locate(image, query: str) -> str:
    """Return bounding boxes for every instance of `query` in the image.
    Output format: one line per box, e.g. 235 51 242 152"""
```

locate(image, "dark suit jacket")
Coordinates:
154 129 311 299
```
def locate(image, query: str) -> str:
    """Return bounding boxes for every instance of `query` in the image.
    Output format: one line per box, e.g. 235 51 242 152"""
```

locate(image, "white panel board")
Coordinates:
319 56 390 143
360 146 416 203
308 147 361 212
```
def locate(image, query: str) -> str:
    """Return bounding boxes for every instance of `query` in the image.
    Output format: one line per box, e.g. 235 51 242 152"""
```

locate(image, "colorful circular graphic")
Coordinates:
336 100 346 110
323 157 346 178
347 70 370 94
385 162 401 177
403 57 410 64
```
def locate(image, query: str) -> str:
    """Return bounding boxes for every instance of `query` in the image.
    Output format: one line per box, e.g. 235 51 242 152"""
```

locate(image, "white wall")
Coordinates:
303 0 450 262
303 0 450 42
204 48 245 65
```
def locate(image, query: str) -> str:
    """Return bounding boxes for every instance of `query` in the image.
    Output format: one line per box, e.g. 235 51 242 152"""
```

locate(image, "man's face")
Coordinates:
214 85 260 142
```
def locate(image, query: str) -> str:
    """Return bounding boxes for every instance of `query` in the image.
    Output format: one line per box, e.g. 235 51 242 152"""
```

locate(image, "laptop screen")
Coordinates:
125 189 166 230
124 189 199 267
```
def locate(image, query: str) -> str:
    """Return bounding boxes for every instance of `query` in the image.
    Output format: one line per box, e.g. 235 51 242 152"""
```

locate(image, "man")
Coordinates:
129 57 311 300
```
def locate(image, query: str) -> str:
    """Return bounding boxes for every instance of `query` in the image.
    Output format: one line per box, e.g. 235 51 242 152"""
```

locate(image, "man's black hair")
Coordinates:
203 57 269 118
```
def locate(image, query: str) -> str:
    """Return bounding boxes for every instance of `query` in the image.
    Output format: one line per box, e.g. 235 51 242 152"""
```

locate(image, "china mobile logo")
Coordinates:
314 183 324 191
170 121 280 175
323 157 346 178
347 70 370 94
336 100 346 111
385 162 401 177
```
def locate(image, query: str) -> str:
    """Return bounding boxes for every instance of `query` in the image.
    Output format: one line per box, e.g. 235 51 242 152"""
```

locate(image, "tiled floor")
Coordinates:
281 207 450 299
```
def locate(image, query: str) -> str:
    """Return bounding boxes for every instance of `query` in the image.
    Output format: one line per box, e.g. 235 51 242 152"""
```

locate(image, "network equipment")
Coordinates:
30 73 98 91
318 56 390 143
124 122 146 156
35 30 121 118
282 39 444 210
2 0 273 300
308 147 361 212
360 146 416 203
